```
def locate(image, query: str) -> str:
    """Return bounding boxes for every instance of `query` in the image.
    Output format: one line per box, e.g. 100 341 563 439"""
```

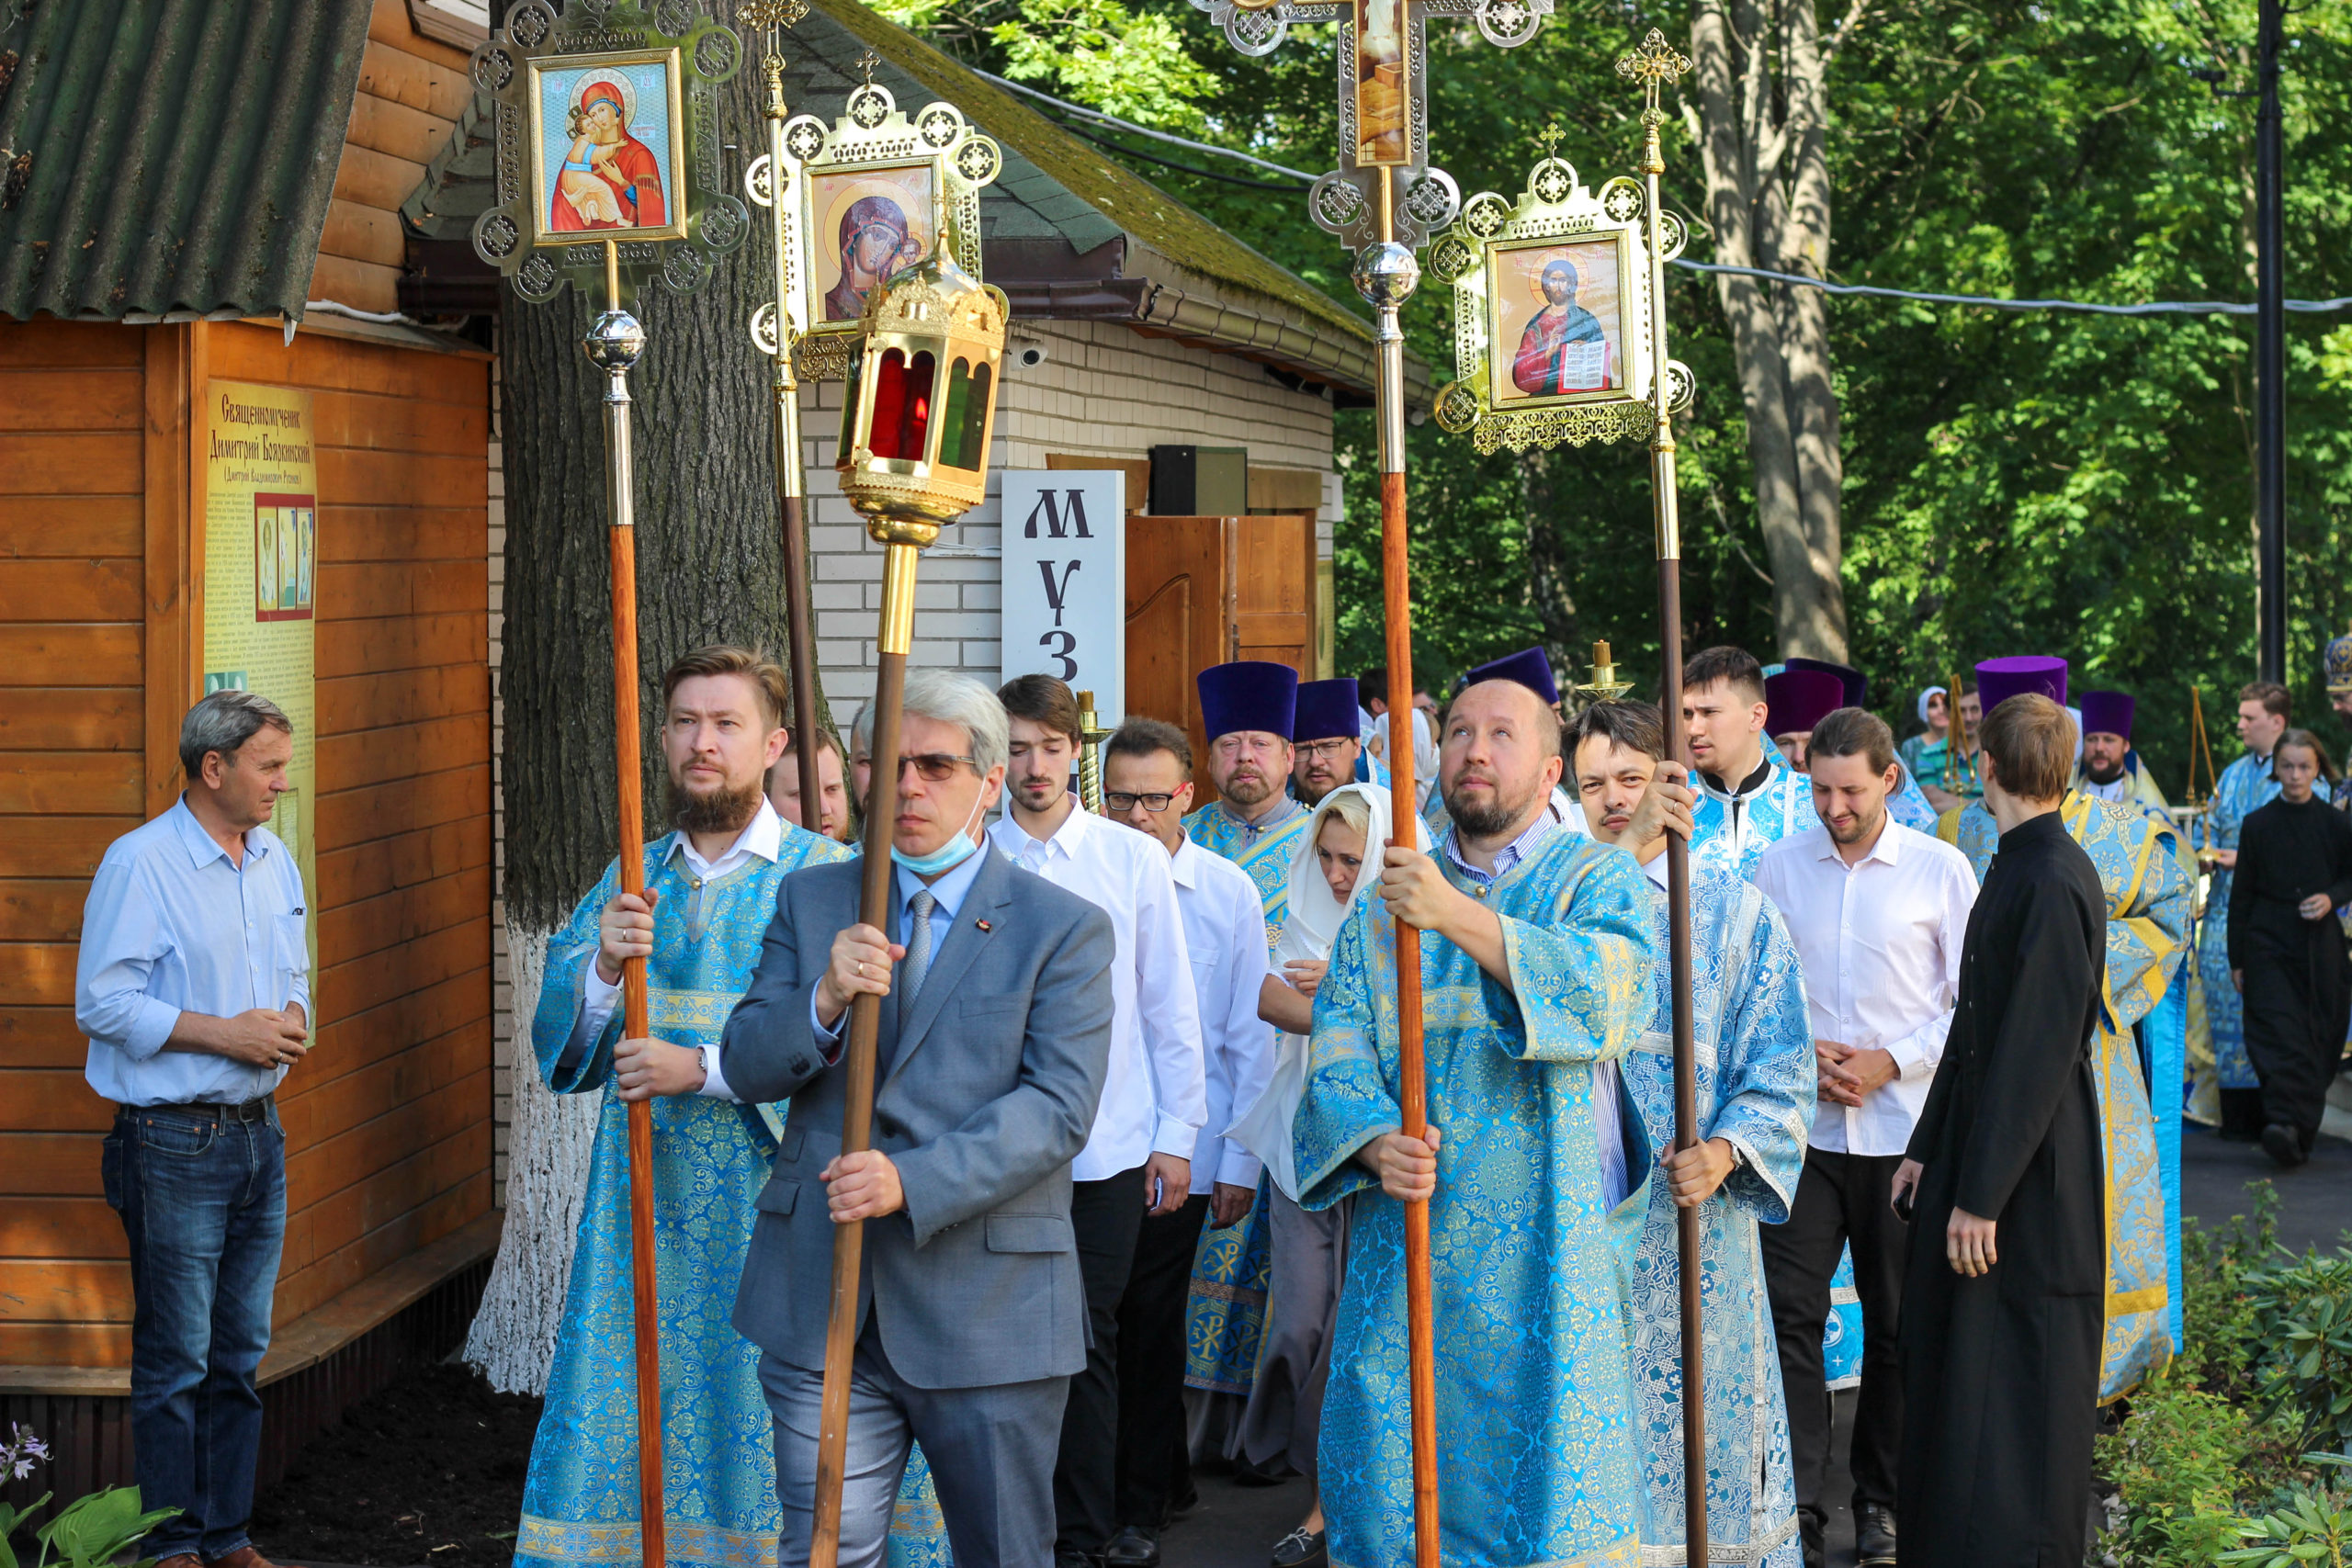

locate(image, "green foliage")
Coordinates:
2098 1191 2303 1567
2221 1460 2352 1568
2248 1247 2352 1452
0 1494 51 1568
29 1485 179 1568
882 0 2352 735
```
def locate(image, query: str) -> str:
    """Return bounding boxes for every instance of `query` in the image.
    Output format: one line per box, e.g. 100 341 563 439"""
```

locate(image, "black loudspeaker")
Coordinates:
1148 445 1249 514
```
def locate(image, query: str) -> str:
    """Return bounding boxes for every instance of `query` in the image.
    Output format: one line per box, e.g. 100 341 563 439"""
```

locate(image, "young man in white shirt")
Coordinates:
989 676 1207 1568
1751 706 1978 1568
1099 717 1274 1564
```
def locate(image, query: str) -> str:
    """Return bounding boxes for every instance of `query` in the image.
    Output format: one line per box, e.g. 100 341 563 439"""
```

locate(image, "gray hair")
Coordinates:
900 669 1008 776
180 690 292 778
851 698 874 755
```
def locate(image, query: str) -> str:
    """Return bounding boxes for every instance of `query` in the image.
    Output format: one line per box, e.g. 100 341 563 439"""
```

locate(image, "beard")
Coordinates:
1221 765 1276 807
1826 798 1884 846
1442 768 1544 840
670 772 763 837
2085 758 2125 785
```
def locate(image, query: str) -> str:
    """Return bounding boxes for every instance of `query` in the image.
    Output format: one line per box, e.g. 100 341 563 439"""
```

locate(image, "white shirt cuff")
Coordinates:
1885 1014 1951 1080
1152 1112 1202 1160
1216 1148 1263 1190
694 1043 741 1102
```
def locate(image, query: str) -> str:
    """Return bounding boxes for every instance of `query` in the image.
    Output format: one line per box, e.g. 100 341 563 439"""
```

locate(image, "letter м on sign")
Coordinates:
1000 469 1125 723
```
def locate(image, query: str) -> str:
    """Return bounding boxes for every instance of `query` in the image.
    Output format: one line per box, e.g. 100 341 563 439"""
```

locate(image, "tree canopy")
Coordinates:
876 0 2352 778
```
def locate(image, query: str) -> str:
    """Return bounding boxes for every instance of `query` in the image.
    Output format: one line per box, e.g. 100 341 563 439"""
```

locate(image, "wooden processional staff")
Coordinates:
1422 29 1710 1562
810 244 1010 1568
464 6 752 1562
741 0 826 819
1189 2 1557 1553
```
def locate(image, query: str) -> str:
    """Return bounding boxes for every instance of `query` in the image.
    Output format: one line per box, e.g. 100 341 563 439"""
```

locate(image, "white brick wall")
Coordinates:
485 324 1339 1171
806 319 1340 708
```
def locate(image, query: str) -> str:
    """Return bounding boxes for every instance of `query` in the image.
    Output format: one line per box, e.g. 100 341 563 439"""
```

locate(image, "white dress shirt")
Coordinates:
1169 836 1275 1190
1751 818 1978 1156
989 798 1207 1181
77 798 311 1106
575 798 789 1102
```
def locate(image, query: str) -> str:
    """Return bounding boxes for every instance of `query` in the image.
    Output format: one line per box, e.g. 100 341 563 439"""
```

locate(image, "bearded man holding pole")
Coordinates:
1295 651 1664 1568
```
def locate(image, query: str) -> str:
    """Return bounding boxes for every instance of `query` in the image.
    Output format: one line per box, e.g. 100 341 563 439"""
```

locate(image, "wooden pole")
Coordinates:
588 238 667 1568
1625 39 1709 1563
1354 163 1441 1568
808 538 920 1568
759 40 826 827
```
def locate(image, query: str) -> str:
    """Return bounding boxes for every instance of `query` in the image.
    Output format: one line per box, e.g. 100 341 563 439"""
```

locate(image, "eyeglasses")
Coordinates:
895 752 978 782
1296 738 1356 761
1105 791 1179 813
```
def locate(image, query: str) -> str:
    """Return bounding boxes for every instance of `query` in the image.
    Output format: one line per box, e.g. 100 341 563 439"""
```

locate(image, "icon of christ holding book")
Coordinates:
1511 256 1613 396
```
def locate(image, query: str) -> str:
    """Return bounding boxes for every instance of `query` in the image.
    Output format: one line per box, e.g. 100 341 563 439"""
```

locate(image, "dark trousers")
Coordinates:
1113 1193 1209 1529
103 1104 287 1562
2244 951 2352 1140
1760 1149 1907 1543
1055 1165 1148 1556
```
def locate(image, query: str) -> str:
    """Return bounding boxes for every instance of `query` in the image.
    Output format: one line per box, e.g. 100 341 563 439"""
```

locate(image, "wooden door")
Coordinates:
1125 513 1316 805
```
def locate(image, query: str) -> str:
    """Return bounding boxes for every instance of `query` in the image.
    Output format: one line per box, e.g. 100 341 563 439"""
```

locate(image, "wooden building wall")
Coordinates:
316 0 475 315
0 317 496 1379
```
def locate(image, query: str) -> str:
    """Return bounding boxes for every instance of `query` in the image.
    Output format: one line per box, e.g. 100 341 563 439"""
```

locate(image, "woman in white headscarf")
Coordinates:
1227 782 1430 1568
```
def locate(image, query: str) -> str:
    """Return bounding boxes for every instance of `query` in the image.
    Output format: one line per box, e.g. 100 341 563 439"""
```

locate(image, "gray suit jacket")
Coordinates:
721 845 1114 1390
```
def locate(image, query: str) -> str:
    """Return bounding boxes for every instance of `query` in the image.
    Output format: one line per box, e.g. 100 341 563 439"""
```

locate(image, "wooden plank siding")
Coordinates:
0 312 494 1379
309 2 475 315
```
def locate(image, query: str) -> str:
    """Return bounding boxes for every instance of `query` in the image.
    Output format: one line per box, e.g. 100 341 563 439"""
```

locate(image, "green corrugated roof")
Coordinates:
0 0 371 322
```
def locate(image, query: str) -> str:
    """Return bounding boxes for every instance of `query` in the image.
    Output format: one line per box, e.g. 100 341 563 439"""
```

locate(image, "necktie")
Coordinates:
901 889 937 1006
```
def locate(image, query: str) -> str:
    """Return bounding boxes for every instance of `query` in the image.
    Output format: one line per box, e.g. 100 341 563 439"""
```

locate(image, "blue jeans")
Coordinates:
103 1103 287 1561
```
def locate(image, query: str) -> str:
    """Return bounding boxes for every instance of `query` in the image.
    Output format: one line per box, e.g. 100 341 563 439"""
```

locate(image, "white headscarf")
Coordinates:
1916 684 1947 726
1276 783 1432 968
1234 783 1433 1199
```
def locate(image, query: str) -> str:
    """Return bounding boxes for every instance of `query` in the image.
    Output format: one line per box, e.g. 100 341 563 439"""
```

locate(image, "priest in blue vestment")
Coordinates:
1297 649 1658 1568
1776 658 1939 831
1182 661 1309 1421
517 647 852 1568
1568 700 1815 1568
2191 682 2290 1135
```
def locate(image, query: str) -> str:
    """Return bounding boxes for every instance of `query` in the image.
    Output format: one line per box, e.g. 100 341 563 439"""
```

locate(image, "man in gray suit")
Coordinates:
721 670 1116 1568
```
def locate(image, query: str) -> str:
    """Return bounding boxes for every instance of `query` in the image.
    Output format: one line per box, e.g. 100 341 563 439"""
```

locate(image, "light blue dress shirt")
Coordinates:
75 797 311 1106
810 843 995 1044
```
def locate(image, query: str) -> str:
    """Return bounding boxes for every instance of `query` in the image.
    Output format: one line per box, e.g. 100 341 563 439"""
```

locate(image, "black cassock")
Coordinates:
1899 809 2107 1568
2228 794 2352 1141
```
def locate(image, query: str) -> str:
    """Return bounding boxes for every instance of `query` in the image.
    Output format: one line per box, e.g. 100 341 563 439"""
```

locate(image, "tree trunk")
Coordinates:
1690 0 1849 661
464 58 825 1387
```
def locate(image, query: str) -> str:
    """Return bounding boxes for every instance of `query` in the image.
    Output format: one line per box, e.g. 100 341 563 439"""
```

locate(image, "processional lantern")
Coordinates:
1422 35 1719 1566
463 6 747 1565
807 203 1009 1568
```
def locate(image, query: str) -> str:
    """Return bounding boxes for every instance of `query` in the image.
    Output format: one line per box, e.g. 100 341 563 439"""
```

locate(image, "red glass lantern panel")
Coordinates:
868 348 935 461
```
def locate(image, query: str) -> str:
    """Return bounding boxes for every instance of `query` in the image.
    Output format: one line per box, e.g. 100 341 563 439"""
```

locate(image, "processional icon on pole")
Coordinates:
1426 30 1714 1564
464 3 747 1563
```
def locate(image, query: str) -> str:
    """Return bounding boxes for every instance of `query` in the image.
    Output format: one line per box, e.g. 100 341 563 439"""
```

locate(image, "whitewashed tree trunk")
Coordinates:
1690 0 1850 661
462 921 598 1395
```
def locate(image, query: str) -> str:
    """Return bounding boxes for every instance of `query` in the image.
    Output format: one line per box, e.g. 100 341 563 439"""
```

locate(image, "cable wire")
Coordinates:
979 72 2352 317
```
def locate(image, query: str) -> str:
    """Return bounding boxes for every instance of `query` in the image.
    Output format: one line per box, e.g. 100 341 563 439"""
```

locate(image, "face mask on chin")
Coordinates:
892 786 989 876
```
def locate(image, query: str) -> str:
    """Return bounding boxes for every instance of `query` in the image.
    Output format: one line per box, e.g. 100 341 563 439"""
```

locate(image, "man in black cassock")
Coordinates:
1892 692 2106 1568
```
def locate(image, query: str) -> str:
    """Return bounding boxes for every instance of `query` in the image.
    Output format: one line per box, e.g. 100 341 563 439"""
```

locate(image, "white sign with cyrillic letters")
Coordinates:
999 469 1125 722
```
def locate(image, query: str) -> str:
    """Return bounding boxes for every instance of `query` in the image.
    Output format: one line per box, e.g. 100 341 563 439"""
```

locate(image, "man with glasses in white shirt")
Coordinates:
1098 716 1274 1564
1751 706 1978 1568
990 675 1206 1568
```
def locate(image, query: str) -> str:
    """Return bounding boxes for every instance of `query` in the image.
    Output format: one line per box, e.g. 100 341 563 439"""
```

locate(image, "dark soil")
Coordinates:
250 1361 540 1567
